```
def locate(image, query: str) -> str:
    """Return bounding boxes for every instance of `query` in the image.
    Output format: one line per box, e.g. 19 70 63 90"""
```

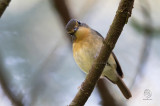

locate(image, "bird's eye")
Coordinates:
77 21 81 25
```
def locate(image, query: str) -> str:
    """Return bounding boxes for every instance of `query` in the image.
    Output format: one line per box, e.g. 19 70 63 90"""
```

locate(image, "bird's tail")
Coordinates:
116 77 132 99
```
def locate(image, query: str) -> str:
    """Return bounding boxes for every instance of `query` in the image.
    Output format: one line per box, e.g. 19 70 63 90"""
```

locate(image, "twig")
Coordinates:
0 0 10 17
69 0 135 105
50 0 71 25
50 0 72 43
130 0 153 88
97 78 117 106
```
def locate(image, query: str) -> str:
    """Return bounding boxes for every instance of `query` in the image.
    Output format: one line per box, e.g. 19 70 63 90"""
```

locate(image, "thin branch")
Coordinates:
52 0 71 25
69 0 135 105
97 78 117 106
130 0 153 88
50 0 72 43
0 0 10 17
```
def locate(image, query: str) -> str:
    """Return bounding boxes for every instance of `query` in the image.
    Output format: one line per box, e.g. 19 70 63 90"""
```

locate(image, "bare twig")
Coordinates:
69 0 135 105
0 0 10 17
50 0 71 25
50 0 72 43
130 0 153 88
97 78 117 106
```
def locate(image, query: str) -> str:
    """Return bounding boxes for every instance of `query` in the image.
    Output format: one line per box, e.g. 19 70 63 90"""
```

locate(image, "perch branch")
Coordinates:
0 0 10 17
69 0 135 105
97 78 117 106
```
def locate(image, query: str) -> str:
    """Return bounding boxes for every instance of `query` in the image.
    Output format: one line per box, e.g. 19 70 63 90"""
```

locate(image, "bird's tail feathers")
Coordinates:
116 77 132 99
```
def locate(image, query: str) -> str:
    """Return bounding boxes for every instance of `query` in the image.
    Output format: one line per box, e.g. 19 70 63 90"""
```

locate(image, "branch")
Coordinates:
0 0 10 17
50 0 71 25
130 0 153 88
50 0 72 43
97 78 117 106
69 0 135 105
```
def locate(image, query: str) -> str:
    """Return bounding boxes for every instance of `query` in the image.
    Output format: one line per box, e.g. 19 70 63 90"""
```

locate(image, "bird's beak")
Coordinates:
74 27 78 32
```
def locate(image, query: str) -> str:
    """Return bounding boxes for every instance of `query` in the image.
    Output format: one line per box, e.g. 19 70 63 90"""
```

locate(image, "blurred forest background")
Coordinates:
0 0 160 106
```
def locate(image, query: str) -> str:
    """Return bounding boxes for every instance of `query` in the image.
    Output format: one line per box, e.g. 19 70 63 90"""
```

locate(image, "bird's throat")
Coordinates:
74 27 90 42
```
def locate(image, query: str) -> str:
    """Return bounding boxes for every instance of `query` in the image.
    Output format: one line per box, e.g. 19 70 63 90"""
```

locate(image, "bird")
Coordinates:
65 19 132 99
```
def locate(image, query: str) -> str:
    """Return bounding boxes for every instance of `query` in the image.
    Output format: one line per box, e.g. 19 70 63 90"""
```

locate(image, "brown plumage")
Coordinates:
66 19 132 99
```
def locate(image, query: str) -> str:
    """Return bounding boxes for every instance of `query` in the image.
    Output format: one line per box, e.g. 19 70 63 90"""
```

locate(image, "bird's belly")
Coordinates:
102 66 119 82
73 46 96 73
73 41 118 82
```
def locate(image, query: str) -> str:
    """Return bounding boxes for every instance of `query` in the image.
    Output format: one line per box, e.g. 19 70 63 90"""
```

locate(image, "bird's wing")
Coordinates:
93 30 104 38
93 29 123 78
112 52 123 78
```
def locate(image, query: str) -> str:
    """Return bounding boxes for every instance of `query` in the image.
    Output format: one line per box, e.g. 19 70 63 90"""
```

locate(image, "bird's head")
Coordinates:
66 19 89 41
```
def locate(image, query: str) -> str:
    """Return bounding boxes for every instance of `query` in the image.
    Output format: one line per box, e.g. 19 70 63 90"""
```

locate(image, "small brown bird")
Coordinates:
66 19 132 99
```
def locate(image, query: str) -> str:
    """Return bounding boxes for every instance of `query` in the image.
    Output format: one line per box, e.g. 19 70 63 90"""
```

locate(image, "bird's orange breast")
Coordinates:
73 27 91 53
71 25 119 82
72 30 102 73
